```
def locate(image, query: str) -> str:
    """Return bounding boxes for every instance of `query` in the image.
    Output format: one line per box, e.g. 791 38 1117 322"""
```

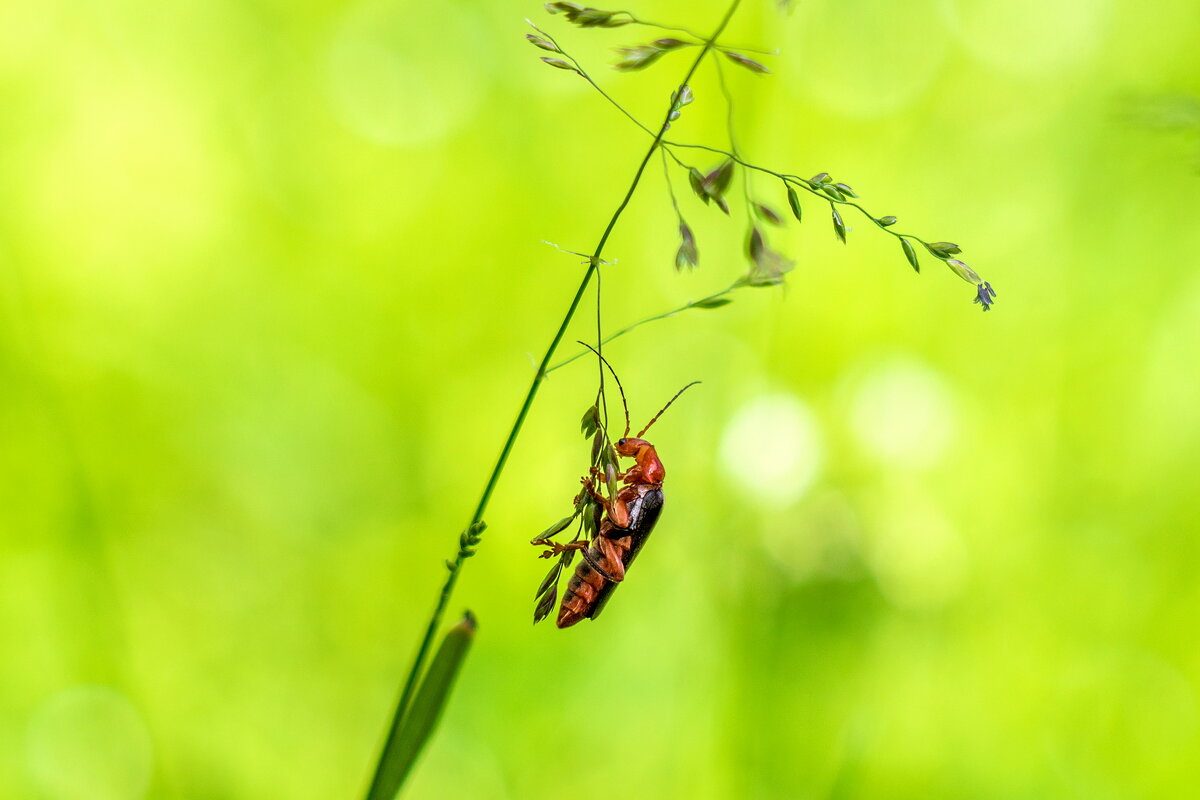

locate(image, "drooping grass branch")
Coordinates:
538 16 997 310
547 278 743 374
531 1 1002 636
363 3 744 797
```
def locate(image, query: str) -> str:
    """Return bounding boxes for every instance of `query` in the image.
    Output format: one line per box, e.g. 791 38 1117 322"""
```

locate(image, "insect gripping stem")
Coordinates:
363 3 745 797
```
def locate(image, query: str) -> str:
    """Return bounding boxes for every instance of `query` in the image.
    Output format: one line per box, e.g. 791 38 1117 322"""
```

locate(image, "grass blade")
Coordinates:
367 611 476 800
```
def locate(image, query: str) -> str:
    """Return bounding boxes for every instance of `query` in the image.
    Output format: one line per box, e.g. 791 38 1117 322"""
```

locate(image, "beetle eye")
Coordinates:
617 438 627 447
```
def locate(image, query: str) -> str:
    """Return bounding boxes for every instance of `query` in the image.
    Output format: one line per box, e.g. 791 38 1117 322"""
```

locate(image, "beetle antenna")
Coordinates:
637 381 701 438
577 341 631 438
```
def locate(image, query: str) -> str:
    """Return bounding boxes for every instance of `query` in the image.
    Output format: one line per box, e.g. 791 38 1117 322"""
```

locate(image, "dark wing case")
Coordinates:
586 488 664 620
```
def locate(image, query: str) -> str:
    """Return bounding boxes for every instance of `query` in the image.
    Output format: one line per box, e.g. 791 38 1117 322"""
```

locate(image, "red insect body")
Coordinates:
555 439 665 628
532 371 698 629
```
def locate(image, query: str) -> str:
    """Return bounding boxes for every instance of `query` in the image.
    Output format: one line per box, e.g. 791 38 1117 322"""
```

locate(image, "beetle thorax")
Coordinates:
635 443 665 485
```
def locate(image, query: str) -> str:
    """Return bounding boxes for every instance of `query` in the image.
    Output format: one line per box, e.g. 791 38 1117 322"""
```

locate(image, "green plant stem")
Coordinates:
711 55 756 224
666 141 938 252
547 279 747 374
530 23 692 171
363 3 742 797
547 33 965 277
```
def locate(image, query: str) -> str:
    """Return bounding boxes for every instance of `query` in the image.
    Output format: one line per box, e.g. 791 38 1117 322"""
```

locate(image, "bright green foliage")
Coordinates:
2 1 1200 799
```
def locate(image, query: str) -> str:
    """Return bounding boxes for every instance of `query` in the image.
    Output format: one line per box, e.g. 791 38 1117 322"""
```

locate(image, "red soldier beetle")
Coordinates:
532 347 698 628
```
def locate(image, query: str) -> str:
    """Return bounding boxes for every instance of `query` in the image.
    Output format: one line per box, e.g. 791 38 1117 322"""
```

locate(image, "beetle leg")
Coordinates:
606 493 631 528
537 530 624 582
610 465 636 482
579 476 612 512
531 539 589 560
579 476 632 527
588 462 639 489
588 535 626 582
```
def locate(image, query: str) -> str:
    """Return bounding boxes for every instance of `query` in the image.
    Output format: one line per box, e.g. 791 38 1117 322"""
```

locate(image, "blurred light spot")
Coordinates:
327 1 489 146
847 355 957 469
34 77 223 285
1138 276 1200 455
761 491 862 582
1048 650 1197 777
0 1 53 68
782 0 948 118
27 686 153 800
945 0 1110 77
869 503 969 610
719 392 821 508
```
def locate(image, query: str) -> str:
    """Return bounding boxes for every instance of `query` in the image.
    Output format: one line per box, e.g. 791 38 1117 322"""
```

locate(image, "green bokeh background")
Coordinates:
3 0 1199 797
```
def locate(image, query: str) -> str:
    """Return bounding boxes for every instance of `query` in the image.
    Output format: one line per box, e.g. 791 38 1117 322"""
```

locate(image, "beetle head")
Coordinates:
615 437 648 457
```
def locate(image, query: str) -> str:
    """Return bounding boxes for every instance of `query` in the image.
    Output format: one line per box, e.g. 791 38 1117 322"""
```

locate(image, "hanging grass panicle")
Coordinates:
365 3 997 797
529 0 1000 673
533 0 1005 623
530 5 996 324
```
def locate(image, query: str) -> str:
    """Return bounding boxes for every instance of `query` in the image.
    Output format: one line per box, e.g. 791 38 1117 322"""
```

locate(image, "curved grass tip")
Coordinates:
366 611 477 800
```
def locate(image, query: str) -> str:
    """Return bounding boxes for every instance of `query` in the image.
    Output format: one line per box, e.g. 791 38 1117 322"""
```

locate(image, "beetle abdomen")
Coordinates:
555 488 664 628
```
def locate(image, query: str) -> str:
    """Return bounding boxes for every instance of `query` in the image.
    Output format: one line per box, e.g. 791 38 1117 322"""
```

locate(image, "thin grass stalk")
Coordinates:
362 3 744 796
